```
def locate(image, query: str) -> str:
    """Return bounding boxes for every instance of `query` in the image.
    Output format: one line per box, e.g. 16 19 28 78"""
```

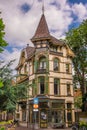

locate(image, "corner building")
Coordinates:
16 13 75 128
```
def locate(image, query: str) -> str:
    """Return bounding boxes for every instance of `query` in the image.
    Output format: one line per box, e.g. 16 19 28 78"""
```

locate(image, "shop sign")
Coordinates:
33 97 39 104
33 109 38 111
33 104 38 109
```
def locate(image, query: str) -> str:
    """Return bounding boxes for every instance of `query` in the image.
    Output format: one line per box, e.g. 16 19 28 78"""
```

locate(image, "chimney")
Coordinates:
27 44 29 47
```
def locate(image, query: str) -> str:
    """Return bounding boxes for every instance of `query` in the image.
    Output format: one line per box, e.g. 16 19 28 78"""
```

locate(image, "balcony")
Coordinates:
16 74 28 83
36 68 47 74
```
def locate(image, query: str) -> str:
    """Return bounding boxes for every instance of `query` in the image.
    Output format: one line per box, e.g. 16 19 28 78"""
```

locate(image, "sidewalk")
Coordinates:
15 126 72 130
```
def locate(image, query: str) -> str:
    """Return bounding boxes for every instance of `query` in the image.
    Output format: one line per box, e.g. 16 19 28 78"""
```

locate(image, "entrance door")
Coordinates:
40 109 48 128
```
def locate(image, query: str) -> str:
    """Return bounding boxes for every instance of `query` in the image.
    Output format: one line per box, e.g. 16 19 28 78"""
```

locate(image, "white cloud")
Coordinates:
72 3 87 22
0 0 73 47
0 48 21 74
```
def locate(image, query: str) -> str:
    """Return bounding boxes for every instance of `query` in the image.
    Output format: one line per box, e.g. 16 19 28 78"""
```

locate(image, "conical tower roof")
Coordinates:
31 14 50 42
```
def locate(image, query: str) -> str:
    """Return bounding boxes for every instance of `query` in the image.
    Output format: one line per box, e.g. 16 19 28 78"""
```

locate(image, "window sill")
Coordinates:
54 70 59 73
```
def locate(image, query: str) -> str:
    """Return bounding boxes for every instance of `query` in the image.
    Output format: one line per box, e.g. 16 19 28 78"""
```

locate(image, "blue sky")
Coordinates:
0 0 87 71
68 0 87 5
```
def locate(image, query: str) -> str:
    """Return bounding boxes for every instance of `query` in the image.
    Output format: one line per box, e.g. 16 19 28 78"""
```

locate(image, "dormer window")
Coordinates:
53 47 57 52
50 46 57 52
53 58 59 71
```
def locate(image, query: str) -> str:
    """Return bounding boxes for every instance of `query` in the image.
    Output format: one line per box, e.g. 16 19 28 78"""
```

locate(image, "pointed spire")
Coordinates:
42 0 44 14
31 13 50 42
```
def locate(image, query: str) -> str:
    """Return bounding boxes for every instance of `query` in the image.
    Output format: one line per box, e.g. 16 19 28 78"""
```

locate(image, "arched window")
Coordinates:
53 58 59 71
39 56 46 69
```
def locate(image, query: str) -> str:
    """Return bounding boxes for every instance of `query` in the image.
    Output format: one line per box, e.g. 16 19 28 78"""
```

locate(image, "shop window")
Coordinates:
53 58 59 71
66 64 69 73
67 84 71 96
54 78 60 95
39 77 45 94
52 110 64 123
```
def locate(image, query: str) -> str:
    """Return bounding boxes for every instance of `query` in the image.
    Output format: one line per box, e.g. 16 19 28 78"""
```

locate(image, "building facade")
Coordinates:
15 12 75 128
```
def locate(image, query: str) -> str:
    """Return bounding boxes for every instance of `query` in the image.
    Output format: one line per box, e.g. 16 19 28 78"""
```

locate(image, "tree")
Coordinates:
0 14 8 88
74 96 82 109
0 60 16 113
0 60 28 115
66 20 87 110
0 17 8 52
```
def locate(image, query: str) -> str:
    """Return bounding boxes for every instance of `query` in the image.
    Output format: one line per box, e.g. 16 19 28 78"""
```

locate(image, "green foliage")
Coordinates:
0 79 3 88
66 20 87 96
0 127 5 130
79 120 87 127
15 80 28 100
0 60 16 112
0 18 8 52
74 96 82 109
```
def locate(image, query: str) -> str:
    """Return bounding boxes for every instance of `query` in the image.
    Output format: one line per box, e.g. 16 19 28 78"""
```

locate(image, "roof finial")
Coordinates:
42 0 44 14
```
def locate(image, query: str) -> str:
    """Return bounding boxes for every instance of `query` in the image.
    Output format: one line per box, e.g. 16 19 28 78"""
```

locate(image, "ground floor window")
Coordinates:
51 110 64 123
67 112 72 121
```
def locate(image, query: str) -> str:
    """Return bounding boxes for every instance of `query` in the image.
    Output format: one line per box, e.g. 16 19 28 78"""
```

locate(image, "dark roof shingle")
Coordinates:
31 14 50 41
50 35 65 46
26 46 35 59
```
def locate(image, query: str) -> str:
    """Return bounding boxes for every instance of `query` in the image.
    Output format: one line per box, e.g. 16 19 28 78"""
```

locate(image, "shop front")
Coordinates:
29 95 65 128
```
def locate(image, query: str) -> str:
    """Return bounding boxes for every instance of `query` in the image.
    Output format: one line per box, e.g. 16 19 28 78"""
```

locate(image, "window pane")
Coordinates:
40 62 42 68
39 77 45 94
67 112 72 121
52 110 64 123
40 83 44 94
39 57 46 69
54 79 60 95
66 64 69 73
67 84 71 96
67 103 72 109
54 59 59 71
